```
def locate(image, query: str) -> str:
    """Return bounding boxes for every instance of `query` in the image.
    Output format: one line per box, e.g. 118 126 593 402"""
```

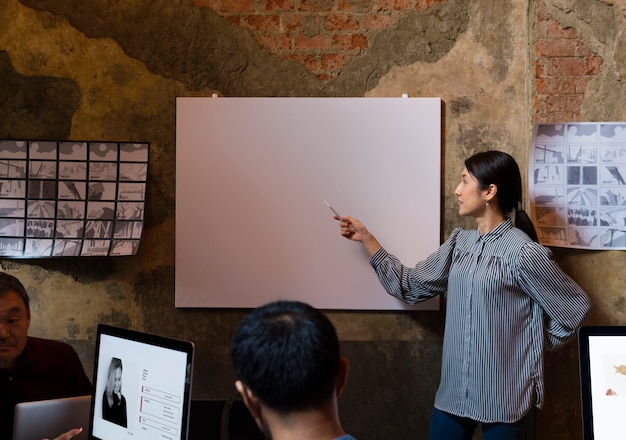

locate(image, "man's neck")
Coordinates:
265 405 346 440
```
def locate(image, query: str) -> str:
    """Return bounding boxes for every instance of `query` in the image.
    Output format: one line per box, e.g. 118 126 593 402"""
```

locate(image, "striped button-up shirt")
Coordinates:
370 218 591 423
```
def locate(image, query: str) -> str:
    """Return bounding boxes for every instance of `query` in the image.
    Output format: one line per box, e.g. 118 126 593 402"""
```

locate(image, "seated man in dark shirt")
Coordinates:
0 272 92 439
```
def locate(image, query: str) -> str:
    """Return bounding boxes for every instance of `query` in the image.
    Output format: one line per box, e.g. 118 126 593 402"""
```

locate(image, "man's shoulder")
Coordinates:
27 336 78 352
334 435 357 440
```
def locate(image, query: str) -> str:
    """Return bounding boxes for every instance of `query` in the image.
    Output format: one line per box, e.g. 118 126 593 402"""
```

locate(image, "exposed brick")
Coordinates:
300 0 334 12
332 33 368 50
546 95 583 113
363 13 395 30
191 0 219 8
262 0 296 11
416 0 447 9
574 76 591 93
536 76 576 94
221 0 255 13
281 14 302 32
535 38 577 58
205 0 443 79
325 13 361 31
256 32 293 51
320 52 353 70
243 14 281 31
375 0 412 11
587 54 603 75
545 57 587 77
337 0 371 12
286 53 320 71
294 33 330 50
545 21 577 39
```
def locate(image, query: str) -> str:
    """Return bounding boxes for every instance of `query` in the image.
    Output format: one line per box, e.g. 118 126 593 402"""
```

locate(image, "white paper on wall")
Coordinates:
0 140 149 257
529 122 626 250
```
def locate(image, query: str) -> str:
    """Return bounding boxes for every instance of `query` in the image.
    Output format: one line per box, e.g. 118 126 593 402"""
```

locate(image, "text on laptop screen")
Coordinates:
89 325 194 440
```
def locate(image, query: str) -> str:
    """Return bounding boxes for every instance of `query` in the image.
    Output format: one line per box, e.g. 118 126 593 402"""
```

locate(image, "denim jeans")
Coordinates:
427 407 533 440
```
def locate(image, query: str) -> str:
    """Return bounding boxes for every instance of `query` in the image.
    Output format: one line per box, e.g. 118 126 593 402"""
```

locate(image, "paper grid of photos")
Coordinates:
0 140 148 257
530 123 626 249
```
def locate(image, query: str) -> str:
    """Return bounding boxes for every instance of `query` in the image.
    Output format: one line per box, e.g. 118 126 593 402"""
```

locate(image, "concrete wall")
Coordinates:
1 0 625 438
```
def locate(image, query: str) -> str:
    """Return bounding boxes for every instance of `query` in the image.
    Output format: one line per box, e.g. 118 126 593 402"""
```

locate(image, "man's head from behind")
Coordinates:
230 300 346 415
0 272 30 369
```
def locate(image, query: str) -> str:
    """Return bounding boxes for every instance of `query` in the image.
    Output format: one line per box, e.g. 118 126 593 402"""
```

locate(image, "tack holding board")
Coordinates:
175 97 441 310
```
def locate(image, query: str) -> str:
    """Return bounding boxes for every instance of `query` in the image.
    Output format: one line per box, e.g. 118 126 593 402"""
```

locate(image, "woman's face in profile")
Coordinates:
114 367 122 393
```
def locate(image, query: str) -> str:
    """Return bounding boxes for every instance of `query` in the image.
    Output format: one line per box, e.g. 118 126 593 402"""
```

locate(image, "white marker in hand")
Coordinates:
324 200 345 221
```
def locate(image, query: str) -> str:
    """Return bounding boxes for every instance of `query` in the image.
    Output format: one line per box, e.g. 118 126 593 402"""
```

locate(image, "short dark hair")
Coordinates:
0 272 29 311
230 300 340 413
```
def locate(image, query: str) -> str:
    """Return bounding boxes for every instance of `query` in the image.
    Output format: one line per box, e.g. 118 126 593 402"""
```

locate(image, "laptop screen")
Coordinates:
89 324 194 440
578 326 626 440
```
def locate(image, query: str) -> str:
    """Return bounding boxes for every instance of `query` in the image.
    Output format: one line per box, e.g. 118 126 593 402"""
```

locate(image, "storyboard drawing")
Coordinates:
530 123 626 250
0 140 148 257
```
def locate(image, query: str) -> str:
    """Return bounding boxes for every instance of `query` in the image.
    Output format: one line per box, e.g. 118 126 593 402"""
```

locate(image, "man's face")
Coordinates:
0 290 30 369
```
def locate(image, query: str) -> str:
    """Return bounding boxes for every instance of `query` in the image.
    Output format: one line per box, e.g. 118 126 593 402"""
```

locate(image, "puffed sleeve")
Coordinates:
369 228 461 305
517 241 591 350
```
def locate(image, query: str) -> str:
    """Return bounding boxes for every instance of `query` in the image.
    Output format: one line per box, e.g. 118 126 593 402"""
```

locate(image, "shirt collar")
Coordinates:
478 217 512 243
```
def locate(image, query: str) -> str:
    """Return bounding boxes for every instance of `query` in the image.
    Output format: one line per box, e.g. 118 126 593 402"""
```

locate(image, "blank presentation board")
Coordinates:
175 97 441 310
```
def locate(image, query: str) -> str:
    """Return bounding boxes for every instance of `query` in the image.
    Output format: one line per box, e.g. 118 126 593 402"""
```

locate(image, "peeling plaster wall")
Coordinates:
0 0 625 438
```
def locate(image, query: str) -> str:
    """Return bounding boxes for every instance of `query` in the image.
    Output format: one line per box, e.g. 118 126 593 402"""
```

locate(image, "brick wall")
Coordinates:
534 0 603 122
193 0 447 80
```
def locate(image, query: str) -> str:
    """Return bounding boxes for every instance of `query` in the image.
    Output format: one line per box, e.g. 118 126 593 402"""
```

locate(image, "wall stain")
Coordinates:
18 0 471 96
0 51 78 139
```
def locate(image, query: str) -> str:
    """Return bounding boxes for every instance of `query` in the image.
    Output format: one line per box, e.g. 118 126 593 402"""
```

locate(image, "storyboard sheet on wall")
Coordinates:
176 97 442 310
529 122 626 250
0 140 149 257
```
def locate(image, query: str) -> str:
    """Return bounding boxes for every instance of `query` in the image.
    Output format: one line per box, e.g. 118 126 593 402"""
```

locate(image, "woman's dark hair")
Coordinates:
465 150 538 242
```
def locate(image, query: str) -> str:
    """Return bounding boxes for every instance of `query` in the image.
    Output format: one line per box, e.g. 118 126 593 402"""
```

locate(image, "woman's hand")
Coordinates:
335 216 382 256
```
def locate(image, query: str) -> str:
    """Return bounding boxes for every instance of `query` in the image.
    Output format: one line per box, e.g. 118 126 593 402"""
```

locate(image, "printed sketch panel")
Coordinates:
27 201 56 219
0 219 24 236
119 163 147 181
58 201 85 219
59 162 87 180
0 180 26 198
0 139 148 257
89 142 118 161
530 123 626 250
59 142 88 160
118 183 145 201
81 239 111 256
0 238 24 256
26 219 55 238
88 182 117 201
28 180 57 200
0 200 25 217
89 162 117 181
110 239 141 256
0 161 26 178
56 220 84 238
24 238 53 257
58 181 86 200
120 143 149 162
52 239 82 256
29 141 57 159
0 140 27 158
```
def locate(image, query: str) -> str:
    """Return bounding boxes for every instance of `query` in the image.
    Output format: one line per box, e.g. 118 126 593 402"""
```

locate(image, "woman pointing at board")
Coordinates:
333 150 590 440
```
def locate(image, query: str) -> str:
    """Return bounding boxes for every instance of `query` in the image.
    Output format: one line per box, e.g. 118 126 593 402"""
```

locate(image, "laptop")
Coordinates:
13 395 91 440
578 325 626 440
88 324 195 440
